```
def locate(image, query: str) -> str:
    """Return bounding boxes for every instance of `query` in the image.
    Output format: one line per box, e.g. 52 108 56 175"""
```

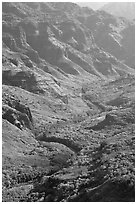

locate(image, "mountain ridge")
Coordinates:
100 2 135 21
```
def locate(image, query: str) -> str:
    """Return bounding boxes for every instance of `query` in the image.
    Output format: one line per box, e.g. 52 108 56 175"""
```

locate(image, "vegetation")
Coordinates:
2 2 134 202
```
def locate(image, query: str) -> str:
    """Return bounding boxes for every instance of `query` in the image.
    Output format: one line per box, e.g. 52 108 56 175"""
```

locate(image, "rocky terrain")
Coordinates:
2 2 135 202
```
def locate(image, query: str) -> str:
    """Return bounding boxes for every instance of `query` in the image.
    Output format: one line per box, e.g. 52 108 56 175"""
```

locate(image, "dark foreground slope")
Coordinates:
2 2 135 202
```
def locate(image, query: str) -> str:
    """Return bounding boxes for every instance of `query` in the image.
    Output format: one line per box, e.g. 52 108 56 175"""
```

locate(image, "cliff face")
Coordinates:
3 2 135 74
76 9 135 68
2 2 135 202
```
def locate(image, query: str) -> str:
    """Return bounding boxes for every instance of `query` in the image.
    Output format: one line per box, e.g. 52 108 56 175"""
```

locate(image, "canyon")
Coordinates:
2 2 135 202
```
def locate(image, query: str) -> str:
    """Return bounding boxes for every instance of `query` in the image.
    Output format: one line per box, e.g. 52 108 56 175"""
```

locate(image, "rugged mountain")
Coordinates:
2 2 135 202
76 7 135 68
101 2 135 21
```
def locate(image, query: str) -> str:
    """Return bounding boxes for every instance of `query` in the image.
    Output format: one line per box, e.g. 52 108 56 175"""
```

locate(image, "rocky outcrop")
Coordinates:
2 97 33 130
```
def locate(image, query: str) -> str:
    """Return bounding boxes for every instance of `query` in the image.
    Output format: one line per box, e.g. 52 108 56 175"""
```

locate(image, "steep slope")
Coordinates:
2 2 135 202
74 8 135 68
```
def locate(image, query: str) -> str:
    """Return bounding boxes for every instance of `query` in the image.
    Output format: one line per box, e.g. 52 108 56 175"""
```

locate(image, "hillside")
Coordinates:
2 2 135 202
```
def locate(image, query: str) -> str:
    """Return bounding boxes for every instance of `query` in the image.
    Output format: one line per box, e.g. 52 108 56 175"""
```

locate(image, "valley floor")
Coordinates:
2 76 135 202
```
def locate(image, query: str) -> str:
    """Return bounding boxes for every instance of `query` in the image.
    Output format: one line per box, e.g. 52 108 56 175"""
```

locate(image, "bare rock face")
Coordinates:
2 2 134 79
2 97 33 130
